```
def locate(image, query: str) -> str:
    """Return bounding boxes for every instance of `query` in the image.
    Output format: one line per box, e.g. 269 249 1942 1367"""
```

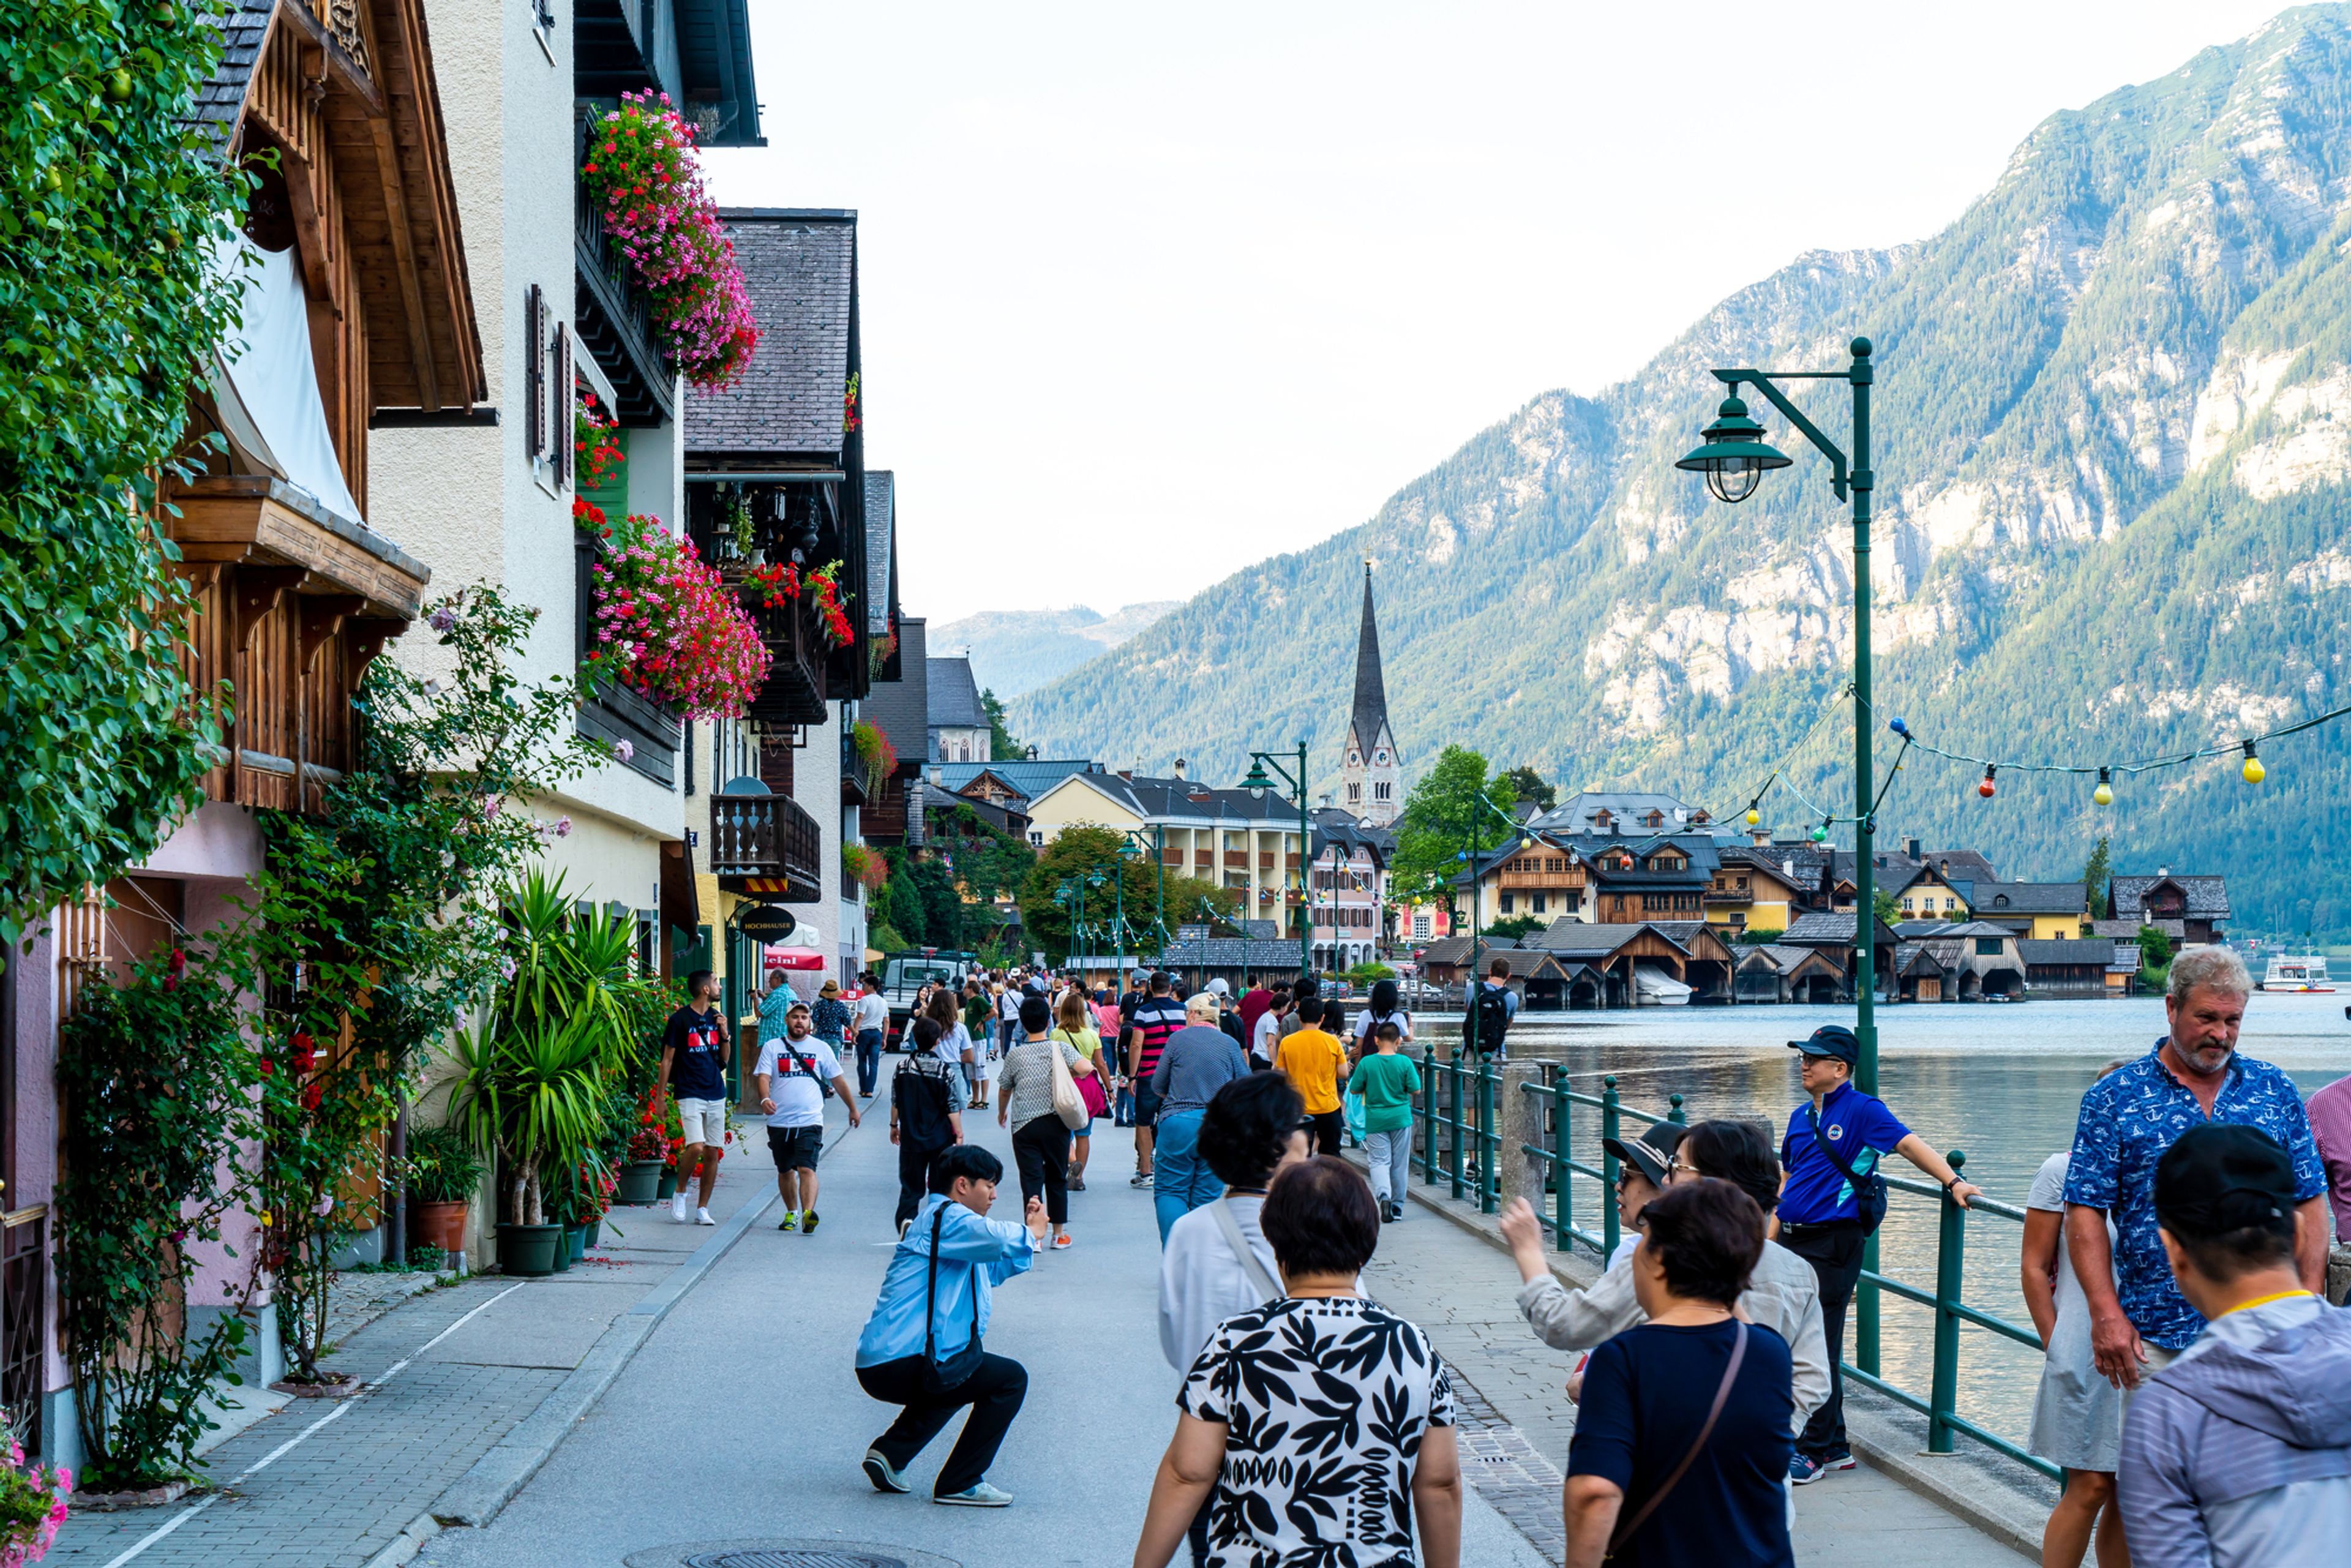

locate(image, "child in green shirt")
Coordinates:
1348 1021 1422 1221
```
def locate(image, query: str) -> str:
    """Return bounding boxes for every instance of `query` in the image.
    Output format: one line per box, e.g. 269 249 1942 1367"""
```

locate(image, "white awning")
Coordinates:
209 236 364 527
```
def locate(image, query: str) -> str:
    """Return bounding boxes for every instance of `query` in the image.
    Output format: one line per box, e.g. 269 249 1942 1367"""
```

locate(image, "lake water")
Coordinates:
1415 994 2351 1454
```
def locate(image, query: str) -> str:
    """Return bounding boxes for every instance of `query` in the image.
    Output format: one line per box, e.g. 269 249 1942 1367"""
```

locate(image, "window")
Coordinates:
1943 897 1955 912
1532 894 1547 914
1499 893 1515 913
1413 914 1431 939
1347 782 1361 803
1373 781 1391 801
1028 831 1043 847
1975 938 2003 956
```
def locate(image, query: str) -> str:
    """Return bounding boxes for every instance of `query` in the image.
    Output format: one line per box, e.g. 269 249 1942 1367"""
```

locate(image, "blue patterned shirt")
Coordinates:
2061 1041 2324 1350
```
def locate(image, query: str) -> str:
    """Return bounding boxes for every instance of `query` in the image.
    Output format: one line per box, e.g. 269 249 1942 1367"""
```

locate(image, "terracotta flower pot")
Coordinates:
409 1199 470 1253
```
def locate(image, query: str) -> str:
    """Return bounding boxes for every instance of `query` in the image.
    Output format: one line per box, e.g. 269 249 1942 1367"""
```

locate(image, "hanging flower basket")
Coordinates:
579 91 759 389
574 392 624 492
575 500 768 718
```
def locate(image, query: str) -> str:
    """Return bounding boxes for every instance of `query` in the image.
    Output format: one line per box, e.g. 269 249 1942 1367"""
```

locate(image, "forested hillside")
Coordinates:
1013 6 2351 938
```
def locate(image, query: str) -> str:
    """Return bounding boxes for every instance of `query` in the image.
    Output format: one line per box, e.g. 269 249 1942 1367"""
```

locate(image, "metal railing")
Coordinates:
1416 1046 1501 1213
1510 1066 2058 1482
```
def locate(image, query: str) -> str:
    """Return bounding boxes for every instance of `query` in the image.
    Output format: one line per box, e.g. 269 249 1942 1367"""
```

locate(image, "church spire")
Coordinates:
1351 558 1389 755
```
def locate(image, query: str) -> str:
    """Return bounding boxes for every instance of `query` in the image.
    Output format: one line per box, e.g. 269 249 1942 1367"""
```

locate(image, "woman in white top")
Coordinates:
1349 978 1412 1064
2023 1061 2128 1568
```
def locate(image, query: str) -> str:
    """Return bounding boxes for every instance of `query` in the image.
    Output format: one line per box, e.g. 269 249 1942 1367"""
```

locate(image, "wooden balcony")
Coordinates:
745 591 830 728
574 108 675 426
709 789 822 904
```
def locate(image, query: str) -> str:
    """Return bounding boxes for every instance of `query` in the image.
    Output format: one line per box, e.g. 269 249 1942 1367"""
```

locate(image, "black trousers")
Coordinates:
896 1142 948 1230
1307 1109 1344 1157
1011 1116 1071 1226
1780 1218 1865 1460
857 1351 1028 1496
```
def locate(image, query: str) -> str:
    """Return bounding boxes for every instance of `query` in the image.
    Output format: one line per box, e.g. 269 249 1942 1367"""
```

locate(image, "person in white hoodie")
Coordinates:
2117 1122 2351 1568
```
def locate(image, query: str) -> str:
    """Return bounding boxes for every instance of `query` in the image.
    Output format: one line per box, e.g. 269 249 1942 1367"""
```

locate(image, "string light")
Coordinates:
2093 767 2113 808
1851 692 2346 786
1744 801 1761 827
1978 764 1996 800
2241 740 2264 785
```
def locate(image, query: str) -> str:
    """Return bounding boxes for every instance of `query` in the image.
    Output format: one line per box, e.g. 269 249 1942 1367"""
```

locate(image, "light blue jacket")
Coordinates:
2118 1294 2351 1567
855 1193 1034 1368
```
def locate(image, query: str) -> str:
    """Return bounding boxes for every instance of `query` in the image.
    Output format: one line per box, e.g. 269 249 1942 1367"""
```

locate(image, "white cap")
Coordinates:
1185 992 1220 1017
1207 977 1232 996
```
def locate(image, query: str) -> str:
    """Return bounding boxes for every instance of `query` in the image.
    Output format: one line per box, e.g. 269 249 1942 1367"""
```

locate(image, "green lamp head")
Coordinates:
1676 395 1792 504
1241 757 1274 798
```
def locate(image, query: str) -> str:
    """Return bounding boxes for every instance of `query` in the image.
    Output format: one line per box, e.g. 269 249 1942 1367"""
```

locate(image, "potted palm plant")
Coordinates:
405 1123 486 1253
454 1013 606 1277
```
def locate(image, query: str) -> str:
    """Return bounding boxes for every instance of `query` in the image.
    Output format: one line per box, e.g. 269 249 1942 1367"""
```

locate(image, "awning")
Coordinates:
209 236 365 527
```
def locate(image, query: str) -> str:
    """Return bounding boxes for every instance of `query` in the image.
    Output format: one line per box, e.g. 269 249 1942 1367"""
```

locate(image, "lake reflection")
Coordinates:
1423 993 2351 1454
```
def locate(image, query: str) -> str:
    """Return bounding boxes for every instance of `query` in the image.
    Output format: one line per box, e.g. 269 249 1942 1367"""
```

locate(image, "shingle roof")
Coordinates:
863 616 928 762
1348 563 1390 754
193 2 274 156
1783 912 1900 946
1524 921 1658 959
1310 811 1392 868
1530 792 1707 835
926 656 987 730
1739 943 1842 975
1150 938 1311 969
933 758 1100 801
1976 882 2087 915
863 470 894 634
1043 771 1314 828
684 212 856 458
2019 939 2111 965
2110 875 2231 920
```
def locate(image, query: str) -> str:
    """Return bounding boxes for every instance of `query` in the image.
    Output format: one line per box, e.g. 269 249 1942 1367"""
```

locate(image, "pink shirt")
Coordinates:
2308 1076 2351 1240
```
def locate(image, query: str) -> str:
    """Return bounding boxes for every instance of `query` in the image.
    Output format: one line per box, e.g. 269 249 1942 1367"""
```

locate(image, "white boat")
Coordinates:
2260 954 2336 992
1633 964 1693 1006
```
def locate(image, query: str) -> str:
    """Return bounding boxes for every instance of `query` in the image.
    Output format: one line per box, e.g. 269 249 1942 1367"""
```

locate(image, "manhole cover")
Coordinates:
685 1555 907 1568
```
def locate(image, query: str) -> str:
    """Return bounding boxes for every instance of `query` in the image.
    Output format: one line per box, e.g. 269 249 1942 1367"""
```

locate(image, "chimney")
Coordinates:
1117 769 1134 781
2157 865 2170 879
1172 757 1186 779
1904 836 1921 859
1750 828 1769 847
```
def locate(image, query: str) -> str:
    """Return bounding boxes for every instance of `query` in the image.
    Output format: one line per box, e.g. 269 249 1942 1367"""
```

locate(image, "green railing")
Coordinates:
1513 1065 2059 1484
1417 1045 1500 1212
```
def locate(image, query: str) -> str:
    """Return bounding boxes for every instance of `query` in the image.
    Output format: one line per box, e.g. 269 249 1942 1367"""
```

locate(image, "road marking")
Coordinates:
97 1282 526 1568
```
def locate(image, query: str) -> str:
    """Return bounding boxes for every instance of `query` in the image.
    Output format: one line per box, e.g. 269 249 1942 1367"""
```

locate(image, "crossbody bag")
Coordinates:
1209 1198 1283 1305
920 1204 984 1396
1606 1321 1749 1558
1788 1106 1888 1234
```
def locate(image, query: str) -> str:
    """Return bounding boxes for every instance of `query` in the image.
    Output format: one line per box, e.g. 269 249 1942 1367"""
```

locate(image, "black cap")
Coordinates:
1601 1121 1689 1188
2155 1123 2297 1236
1788 1025 1859 1065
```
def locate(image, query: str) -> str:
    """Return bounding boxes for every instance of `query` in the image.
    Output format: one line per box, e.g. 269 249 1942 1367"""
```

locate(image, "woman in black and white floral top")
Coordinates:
1133 1155 1463 1568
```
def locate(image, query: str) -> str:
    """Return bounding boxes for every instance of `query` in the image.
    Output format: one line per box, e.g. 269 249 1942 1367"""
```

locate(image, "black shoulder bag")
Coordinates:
1796 1105 1888 1235
920 1204 985 1395
1607 1322 1747 1558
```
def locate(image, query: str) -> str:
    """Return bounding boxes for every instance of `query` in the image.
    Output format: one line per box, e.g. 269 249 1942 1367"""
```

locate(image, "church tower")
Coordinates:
1340 560 1402 827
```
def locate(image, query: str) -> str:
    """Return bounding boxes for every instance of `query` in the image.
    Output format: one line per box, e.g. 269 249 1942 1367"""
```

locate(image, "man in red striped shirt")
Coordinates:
1123 970 1188 1189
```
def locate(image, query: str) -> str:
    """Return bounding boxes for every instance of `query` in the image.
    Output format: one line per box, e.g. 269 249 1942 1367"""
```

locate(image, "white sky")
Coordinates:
707 1 2294 618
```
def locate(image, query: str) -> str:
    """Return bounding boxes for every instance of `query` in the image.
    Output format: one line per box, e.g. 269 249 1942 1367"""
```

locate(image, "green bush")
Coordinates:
403 1125 486 1205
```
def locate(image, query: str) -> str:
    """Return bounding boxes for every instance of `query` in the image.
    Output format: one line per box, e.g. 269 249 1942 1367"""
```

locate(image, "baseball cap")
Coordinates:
2154 1123 2297 1236
1600 1122 1689 1188
1207 978 1232 996
1788 1025 1859 1065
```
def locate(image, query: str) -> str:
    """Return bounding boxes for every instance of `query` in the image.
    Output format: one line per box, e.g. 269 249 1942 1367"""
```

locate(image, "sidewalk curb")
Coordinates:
1349 1149 2050 1559
359 1512 440 1568
428 1111 859 1531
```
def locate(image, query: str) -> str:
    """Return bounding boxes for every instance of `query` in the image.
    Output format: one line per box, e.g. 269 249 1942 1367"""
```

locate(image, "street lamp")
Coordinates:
1676 336 1881 1092
1452 791 1532 1060
1242 744 1311 981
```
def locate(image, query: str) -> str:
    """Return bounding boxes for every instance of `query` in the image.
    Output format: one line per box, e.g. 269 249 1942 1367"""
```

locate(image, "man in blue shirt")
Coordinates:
2061 945 2327 1405
1777 1024 1978 1484
855 1144 1048 1507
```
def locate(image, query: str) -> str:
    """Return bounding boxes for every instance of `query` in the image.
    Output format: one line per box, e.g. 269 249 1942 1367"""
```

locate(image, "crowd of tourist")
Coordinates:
702 947 2350 1568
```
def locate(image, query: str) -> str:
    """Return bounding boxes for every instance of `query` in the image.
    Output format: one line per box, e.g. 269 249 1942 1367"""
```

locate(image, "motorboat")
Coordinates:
2260 954 2335 992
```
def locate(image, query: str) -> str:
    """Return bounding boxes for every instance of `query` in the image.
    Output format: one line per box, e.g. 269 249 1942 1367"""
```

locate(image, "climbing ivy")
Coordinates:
0 0 249 945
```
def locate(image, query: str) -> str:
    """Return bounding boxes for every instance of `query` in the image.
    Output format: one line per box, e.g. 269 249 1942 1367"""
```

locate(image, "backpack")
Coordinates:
894 1057 956 1149
1471 982 1512 1054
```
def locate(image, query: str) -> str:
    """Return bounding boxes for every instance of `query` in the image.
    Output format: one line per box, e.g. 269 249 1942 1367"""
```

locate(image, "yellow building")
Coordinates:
1025 766 1309 938
1974 882 2091 940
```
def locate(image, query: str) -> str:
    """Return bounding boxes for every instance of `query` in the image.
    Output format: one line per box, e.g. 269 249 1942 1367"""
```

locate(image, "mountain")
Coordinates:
1013 5 2351 939
930 601 1180 699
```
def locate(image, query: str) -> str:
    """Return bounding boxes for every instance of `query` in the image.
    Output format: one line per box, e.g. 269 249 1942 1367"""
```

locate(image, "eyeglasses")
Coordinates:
1668 1159 1703 1179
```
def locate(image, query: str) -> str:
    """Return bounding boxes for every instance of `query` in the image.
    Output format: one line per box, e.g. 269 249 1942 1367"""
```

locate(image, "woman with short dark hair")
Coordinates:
1564 1179 1795 1567
1135 1156 1463 1568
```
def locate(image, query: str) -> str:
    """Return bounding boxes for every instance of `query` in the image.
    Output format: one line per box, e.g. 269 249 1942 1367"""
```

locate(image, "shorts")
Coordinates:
678 1098 730 1147
767 1124 822 1171
1132 1081 1163 1127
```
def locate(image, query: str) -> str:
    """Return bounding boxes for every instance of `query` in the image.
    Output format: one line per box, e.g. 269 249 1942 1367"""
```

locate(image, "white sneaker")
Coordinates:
696 1207 716 1226
670 1191 689 1223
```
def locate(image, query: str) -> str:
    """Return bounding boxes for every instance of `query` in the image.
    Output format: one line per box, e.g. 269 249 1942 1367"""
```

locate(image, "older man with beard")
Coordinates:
2062 945 2329 1406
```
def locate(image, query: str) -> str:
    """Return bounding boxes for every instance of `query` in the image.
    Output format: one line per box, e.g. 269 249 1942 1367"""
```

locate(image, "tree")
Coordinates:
1496 765 1557 812
1390 746 1517 910
981 686 1024 761
1016 823 1238 962
2080 836 2112 920
1873 887 1902 930
1482 915 1543 940
883 856 926 947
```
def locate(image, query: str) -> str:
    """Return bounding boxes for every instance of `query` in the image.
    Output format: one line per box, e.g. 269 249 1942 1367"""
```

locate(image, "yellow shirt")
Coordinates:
1276 1027 1348 1114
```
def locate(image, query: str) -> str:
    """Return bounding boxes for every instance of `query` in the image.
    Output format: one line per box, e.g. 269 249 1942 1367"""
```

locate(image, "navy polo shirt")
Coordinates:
1779 1081 1910 1225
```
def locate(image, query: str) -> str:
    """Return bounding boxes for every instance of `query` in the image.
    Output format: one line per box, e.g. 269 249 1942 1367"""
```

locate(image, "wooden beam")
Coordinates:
299 594 365 670
347 615 405 681
367 114 440 411
235 566 310 650
276 0 385 117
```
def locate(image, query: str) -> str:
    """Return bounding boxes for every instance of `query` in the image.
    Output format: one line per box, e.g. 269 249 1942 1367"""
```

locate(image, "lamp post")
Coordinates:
1241 743 1311 981
1677 334 1884 1373
1676 337 1880 1091
1455 792 1532 1059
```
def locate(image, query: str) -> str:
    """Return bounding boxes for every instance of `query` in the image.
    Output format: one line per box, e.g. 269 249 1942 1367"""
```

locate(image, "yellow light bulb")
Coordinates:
1745 808 1761 826
2243 756 2265 784
2093 782 2113 807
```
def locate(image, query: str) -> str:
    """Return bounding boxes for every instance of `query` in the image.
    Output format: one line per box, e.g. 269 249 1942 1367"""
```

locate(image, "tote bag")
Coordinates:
1047 1040 1089 1130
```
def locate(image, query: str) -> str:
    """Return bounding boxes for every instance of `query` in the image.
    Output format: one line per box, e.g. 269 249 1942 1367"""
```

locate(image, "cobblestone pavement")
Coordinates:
1359 1176 2034 1565
47 1125 786 1568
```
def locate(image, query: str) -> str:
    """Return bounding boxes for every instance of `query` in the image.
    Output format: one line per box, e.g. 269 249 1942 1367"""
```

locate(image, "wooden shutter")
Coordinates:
525 283 545 462
553 324 573 489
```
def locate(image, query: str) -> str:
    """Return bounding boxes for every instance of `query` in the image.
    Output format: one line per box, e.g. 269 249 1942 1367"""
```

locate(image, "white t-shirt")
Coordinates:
934 1021 972 1065
1354 1008 1413 1045
754 1036 842 1128
1251 1010 1281 1065
853 992 889 1032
